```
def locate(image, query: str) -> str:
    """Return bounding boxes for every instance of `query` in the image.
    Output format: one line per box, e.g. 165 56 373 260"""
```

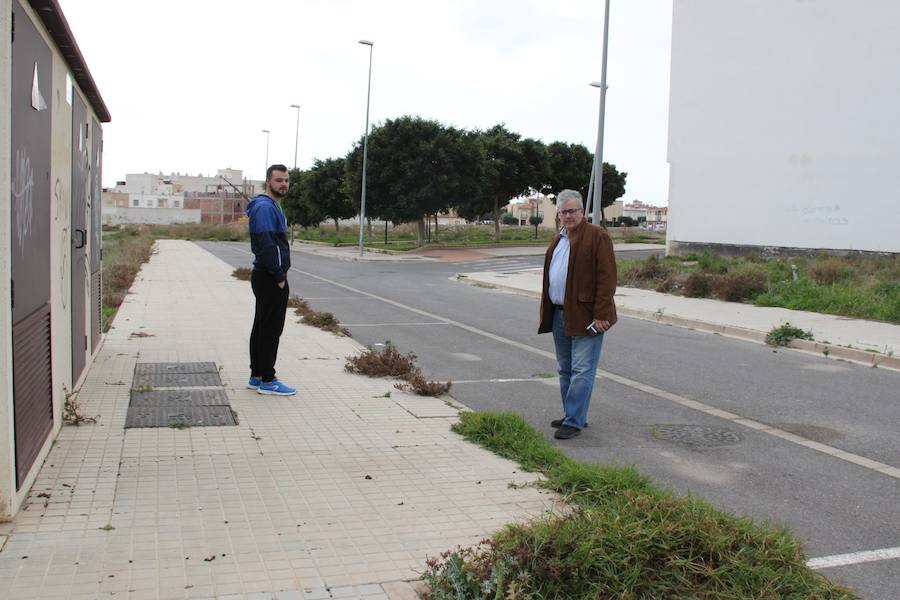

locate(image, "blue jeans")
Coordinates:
551 307 605 429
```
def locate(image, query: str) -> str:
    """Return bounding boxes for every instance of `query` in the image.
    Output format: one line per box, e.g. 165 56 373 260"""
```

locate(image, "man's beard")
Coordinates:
268 187 286 200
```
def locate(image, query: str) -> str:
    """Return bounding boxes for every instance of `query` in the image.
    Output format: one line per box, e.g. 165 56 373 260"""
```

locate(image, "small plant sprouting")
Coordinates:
131 385 154 393
63 385 98 426
169 421 191 430
98 524 115 531
765 322 814 347
532 373 555 379
232 267 252 281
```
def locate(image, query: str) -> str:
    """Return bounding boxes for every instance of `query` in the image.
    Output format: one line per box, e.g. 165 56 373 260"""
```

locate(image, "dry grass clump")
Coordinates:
232 267 252 280
682 271 713 297
809 258 853 286
101 226 157 330
345 343 452 397
711 267 768 302
288 295 350 336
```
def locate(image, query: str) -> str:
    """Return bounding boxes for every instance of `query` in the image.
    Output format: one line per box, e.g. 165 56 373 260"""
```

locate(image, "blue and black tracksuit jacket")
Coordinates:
247 194 291 283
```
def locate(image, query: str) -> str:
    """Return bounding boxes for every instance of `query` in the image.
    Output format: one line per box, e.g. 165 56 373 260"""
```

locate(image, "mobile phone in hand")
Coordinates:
586 322 599 335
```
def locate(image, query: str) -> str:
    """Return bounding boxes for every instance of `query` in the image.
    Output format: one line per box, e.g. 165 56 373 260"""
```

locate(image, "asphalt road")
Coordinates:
200 241 900 599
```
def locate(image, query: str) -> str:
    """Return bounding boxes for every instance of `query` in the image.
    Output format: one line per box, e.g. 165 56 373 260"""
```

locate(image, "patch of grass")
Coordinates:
766 322 814 347
619 252 900 323
101 226 157 331
168 421 191 430
98 524 115 531
346 342 451 397
423 412 857 600
532 372 555 379
289 295 351 336
147 221 248 242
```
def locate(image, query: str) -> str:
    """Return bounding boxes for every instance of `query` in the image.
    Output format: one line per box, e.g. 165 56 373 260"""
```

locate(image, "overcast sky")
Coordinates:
58 0 673 205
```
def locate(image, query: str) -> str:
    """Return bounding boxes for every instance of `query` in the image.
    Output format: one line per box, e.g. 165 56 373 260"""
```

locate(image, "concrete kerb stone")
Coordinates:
454 273 900 373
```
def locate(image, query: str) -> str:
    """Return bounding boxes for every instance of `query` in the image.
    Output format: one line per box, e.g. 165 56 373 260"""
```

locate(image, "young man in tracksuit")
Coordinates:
246 164 296 395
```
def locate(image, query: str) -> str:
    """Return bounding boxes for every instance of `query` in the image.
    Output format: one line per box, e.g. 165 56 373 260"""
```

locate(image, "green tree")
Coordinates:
345 116 484 245
282 168 323 230
546 141 593 198
301 158 356 241
457 125 547 241
597 162 627 223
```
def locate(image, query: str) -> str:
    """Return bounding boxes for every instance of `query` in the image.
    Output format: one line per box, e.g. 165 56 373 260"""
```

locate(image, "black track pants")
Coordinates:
249 269 289 382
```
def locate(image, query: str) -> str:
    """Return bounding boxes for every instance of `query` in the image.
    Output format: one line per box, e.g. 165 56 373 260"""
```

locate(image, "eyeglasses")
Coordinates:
559 208 582 216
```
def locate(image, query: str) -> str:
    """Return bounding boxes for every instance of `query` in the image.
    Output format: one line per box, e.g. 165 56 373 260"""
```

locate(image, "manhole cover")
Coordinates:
134 362 218 375
129 389 231 407
132 371 223 388
125 405 237 428
651 425 742 448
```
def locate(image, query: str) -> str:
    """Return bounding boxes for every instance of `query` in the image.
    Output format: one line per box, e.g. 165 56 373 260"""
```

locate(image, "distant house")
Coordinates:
1 0 110 518
103 169 263 224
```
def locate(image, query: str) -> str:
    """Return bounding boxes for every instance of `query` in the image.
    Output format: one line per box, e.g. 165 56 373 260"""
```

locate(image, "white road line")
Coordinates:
807 546 900 570
221 247 899 482
340 322 449 327
455 377 556 384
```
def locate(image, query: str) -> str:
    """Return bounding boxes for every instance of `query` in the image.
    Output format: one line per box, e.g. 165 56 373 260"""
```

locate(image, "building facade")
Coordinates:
1 0 110 518
667 0 899 255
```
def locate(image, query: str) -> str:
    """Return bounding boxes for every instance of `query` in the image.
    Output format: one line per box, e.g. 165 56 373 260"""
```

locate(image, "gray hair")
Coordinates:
557 189 584 209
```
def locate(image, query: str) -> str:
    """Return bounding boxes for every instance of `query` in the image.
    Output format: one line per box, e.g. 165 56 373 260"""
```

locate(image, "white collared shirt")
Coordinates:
548 227 570 306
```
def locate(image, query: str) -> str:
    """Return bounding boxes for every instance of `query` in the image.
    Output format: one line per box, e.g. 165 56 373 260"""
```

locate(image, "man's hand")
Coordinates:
593 319 612 333
277 281 285 289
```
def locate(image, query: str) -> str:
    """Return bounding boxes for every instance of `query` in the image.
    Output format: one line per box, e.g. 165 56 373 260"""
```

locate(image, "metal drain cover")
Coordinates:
130 389 231 407
126 361 235 428
651 424 743 448
132 371 223 388
134 362 218 375
125 406 237 428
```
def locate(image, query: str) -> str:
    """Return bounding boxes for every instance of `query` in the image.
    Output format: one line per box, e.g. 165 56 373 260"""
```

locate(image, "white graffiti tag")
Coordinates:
13 148 35 251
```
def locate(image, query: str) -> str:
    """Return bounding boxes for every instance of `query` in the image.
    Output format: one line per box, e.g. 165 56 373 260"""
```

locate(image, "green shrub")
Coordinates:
698 251 731 274
712 266 768 302
682 271 713 297
766 322 814 346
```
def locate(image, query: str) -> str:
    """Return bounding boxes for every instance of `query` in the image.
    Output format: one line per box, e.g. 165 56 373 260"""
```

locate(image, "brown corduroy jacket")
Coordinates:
538 219 618 336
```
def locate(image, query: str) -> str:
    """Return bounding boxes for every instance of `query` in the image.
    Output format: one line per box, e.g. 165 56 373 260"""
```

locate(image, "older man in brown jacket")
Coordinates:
538 189 617 439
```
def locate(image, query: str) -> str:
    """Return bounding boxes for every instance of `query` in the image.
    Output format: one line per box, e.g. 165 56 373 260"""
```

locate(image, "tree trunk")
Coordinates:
367 216 373 238
434 213 439 242
416 218 426 247
333 217 341 244
384 221 389 246
493 198 501 242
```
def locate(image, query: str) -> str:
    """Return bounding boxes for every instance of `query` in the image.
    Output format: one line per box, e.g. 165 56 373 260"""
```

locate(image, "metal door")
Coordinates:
90 118 102 350
10 0 54 489
71 94 88 383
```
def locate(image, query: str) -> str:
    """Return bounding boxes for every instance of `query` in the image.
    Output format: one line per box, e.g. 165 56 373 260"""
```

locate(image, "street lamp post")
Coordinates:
261 129 270 178
588 0 610 226
290 104 300 169
358 39 374 258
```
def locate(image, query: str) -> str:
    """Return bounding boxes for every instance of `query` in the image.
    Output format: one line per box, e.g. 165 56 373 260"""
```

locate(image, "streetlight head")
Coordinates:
589 81 603 88
359 39 373 46
290 104 300 109
262 129 270 133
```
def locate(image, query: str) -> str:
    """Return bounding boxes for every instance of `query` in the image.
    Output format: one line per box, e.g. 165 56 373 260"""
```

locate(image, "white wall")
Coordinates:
667 0 900 253
103 207 201 225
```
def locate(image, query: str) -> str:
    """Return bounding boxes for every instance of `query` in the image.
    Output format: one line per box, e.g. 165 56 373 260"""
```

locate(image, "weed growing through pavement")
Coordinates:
345 343 452 397
169 421 191 430
289 295 351 337
131 385 154 393
766 322 814 347
98 524 115 531
62 385 98 426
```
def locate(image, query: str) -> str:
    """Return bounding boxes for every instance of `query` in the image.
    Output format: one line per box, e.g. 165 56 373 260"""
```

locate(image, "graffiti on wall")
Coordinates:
13 148 35 252
55 179 71 309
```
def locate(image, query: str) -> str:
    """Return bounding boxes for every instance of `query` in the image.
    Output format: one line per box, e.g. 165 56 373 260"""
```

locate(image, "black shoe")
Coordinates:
554 425 582 440
551 419 588 429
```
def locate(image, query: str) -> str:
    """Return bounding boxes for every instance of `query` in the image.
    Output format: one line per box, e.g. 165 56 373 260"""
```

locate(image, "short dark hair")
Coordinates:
266 164 288 181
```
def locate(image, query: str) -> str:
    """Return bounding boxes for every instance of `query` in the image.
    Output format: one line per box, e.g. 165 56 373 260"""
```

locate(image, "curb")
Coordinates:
455 276 900 373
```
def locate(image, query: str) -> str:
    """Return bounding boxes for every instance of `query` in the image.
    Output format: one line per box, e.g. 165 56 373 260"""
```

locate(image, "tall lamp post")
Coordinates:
587 0 610 226
290 104 300 169
261 129 271 177
358 39 374 257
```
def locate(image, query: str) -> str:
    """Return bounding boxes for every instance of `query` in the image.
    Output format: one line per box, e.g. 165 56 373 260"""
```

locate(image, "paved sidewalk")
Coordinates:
0 241 556 600
460 269 900 371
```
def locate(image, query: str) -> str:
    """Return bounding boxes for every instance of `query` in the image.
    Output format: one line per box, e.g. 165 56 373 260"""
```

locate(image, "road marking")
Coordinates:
455 377 555 384
807 546 900 570
341 322 449 327
221 246 900 482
